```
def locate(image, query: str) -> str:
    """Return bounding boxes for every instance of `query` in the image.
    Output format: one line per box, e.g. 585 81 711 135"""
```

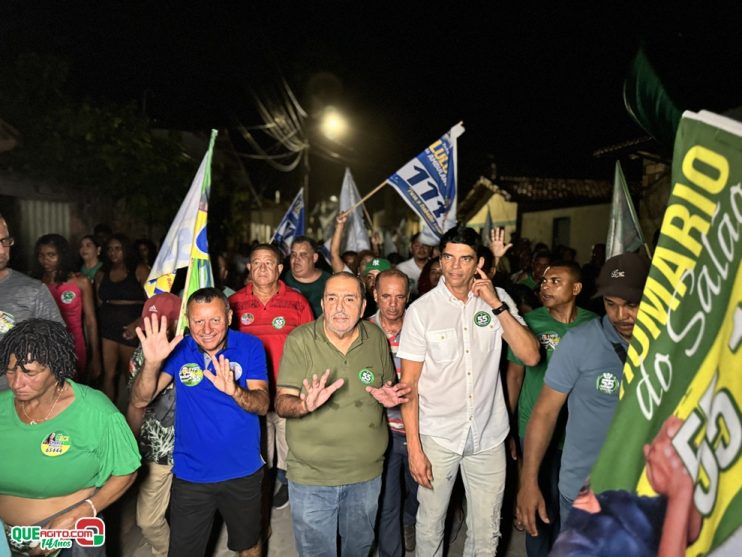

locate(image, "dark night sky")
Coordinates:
3 3 742 206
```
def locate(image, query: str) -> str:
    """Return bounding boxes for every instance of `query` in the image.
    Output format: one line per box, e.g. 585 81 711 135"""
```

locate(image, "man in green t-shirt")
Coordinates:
506 260 597 557
276 272 410 556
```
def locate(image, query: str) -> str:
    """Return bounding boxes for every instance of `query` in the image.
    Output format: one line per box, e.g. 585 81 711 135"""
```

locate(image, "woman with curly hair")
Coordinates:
0 319 139 555
95 234 148 402
33 234 101 383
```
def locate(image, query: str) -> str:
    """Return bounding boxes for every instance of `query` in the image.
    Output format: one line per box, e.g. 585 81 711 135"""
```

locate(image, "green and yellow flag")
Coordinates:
590 110 742 554
144 129 217 333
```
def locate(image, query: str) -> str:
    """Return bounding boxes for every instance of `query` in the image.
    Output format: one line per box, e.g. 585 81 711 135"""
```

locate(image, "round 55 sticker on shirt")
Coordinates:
179 363 204 387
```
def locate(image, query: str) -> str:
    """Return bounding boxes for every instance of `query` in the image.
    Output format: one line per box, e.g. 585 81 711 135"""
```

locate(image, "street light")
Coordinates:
320 106 349 141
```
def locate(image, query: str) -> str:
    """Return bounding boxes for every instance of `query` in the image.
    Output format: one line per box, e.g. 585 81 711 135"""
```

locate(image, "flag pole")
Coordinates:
348 180 388 213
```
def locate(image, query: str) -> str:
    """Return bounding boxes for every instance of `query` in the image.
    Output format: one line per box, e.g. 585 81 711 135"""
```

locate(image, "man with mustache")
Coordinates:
517 252 650 540
276 271 410 556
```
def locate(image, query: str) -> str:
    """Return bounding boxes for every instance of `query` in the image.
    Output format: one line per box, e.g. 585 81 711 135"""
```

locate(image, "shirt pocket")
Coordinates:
425 328 459 364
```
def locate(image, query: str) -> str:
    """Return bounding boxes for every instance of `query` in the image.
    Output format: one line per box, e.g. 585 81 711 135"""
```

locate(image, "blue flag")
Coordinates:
272 189 305 256
387 123 464 243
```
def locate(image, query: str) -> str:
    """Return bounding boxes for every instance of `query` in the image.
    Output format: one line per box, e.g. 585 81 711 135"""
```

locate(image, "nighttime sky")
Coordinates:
3 3 742 204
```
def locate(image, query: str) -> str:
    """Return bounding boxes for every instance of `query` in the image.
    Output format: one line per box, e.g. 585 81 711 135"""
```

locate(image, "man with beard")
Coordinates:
517 253 650 539
396 233 433 297
506 261 598 556
276 272 410 556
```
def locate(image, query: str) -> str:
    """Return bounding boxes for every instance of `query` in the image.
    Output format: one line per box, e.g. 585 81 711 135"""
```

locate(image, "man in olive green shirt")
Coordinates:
276 272 410 557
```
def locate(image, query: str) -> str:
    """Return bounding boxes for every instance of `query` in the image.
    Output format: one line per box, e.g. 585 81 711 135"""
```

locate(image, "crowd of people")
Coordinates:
0 207 661 556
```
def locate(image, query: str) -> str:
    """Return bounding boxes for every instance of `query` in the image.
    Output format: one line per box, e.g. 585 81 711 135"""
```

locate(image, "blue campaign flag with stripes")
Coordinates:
387 123 464 241
272 189 305 256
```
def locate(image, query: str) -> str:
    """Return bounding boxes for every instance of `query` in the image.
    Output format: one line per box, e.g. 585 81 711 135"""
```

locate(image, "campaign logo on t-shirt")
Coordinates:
538 332 561 351
60 290 76 304
358 368 376 385
0 310 16 334
272 316 286 329
41 431 71 457
240 313 254 326
179 363 204 387
229 361 243 381
595 372 619 395
473 311 491 327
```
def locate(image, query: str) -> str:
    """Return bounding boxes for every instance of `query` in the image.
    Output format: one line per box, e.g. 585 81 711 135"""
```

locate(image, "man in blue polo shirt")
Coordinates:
132 287 269 557
516 252 650 539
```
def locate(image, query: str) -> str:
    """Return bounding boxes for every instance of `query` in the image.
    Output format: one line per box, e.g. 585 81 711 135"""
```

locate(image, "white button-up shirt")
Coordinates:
398 277 524 454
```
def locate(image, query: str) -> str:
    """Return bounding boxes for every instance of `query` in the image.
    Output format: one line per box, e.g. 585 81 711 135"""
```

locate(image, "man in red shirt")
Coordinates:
229 243 313 509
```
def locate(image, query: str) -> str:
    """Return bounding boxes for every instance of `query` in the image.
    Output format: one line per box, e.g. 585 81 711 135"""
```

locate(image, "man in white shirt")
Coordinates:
395 233 433 296
399 225 540 556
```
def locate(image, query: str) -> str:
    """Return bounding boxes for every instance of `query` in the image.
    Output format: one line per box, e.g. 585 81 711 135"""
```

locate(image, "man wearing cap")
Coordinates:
516 252 650 539
126 292 181 557
362 257 392 318
132 287 269 557
228 243 313 510
283 236 331 318
0 213 63 390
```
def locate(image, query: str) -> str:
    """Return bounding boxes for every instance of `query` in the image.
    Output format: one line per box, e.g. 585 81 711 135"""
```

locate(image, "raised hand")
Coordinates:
471 268 500 308
336 211 349 227
136 314 183 364
490 228 513 259
366 381 411 407
302 369 345 412
203 355 237 397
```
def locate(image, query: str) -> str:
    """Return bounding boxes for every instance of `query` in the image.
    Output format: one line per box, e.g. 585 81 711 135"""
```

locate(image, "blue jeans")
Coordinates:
378 433 419 557
520 438 561 557
289 476 381 557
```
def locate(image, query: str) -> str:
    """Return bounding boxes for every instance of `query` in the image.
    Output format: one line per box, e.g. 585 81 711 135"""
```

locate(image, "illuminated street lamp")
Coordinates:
320 106 349 141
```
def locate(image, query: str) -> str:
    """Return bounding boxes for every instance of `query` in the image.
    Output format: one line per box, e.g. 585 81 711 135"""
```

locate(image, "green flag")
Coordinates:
606 161 647 259
623 47 684 150
590 110 742 555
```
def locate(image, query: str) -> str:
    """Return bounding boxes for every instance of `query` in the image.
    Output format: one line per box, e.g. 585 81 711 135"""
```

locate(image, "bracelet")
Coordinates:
83 498 97 517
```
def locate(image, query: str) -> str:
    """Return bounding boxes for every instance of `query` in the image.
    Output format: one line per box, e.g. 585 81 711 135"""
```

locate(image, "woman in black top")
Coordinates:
95 234 149 402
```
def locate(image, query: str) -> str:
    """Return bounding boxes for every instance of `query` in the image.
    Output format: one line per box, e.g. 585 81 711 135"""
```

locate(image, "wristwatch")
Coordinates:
491 302 509 316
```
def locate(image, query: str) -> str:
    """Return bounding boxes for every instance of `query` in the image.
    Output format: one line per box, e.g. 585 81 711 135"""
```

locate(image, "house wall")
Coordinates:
466 191 518 242
520 203 611 264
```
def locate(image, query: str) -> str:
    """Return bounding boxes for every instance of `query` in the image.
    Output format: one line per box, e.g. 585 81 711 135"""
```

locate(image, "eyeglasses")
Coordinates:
0 237 15 248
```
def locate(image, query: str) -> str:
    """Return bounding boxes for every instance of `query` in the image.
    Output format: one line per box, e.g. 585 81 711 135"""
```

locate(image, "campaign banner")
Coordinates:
583 110 742 555
387 123 463 242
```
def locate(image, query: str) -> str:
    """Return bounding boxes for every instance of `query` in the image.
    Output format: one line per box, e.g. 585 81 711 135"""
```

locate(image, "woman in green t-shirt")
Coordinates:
0 319 140 554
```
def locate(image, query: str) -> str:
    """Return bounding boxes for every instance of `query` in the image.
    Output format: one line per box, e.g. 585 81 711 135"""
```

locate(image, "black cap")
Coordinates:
594 253 650 304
